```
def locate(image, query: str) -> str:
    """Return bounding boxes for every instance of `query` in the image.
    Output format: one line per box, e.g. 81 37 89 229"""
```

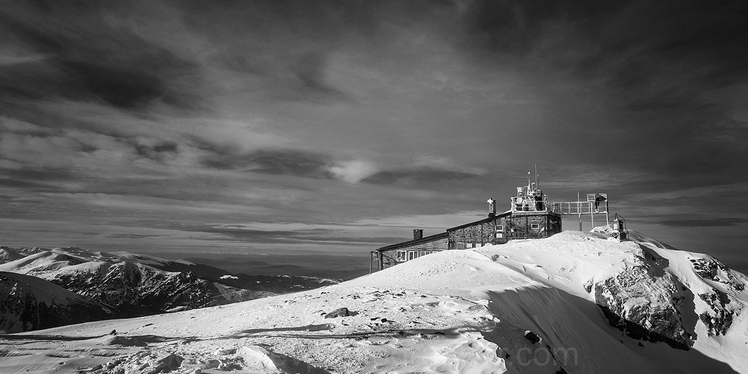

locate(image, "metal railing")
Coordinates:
550 201 608 215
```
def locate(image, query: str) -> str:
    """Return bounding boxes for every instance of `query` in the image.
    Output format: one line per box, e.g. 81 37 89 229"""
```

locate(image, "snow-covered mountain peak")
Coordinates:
1 231 746 374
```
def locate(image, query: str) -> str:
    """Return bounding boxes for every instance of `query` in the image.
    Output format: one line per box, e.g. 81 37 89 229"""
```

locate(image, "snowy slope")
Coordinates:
1 231 746 374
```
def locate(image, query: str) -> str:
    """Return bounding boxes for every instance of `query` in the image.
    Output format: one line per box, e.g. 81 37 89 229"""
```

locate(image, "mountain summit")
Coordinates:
1 231 746 373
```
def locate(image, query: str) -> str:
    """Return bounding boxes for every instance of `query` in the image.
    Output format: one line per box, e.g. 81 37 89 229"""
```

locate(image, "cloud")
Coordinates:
0 176 58 192
0 159 23 170
199 148 332 178
105 233 167 240
353 210 489 232
0 2 204 111
183 224 333 244
449 0 748 185
133 140 179 162
289 52 355 103
327 160 379 183
659 217 748 228
362 168 480 185
355 154 487 186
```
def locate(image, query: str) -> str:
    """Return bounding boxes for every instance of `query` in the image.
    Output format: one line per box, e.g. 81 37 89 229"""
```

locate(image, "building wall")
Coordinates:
373 212 561 272
448 216 509 249
448 213 561 248
507 212 562 239
377 236 449 270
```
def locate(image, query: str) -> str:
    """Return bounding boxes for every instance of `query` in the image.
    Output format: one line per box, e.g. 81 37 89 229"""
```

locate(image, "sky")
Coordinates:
1 1 747 272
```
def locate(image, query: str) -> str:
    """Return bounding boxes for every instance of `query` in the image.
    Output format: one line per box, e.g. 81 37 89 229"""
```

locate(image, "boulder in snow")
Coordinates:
324 307 351 318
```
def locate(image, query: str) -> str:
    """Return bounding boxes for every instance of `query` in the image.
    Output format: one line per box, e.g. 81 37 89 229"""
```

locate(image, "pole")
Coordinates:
577 192 582 231
605 199 610 226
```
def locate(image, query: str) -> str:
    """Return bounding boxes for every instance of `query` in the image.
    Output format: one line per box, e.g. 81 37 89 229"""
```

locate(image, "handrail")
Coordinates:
550 201 608 214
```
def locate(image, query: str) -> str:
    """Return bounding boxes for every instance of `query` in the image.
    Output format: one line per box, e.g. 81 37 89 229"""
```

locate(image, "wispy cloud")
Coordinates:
327 159 380 183
659 217 748 228
199 148 332 178
1 0 747 267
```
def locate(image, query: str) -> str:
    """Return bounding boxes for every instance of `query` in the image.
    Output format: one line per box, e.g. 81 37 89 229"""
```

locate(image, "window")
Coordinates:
419 250 426 257
531 223 540 230
496 225 504 232
408 251 418 260
396 250 407 261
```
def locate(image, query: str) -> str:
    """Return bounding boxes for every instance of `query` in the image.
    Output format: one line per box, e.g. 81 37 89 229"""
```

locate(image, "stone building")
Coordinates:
371 174 563 272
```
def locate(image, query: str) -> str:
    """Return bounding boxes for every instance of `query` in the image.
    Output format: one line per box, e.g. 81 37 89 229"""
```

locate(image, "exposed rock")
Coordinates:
698 290 740 336
324 307 351 318
592 265 691 350
0 272 112 333
690 258 745 291
524 330 541 344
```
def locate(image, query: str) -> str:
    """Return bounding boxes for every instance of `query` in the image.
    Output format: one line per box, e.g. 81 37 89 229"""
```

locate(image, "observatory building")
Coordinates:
371 172 564 272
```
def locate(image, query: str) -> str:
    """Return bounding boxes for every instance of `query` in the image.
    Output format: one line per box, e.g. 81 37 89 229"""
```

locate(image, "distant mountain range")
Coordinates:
0 246 339 333
179 254 370 280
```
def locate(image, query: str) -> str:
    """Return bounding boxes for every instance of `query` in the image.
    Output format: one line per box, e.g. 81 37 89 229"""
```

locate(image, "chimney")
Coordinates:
487 198 496 217
413 229 424 240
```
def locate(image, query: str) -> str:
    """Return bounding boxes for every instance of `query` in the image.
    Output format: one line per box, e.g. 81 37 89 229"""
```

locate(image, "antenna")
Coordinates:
527 171 531 191
534 164 538 187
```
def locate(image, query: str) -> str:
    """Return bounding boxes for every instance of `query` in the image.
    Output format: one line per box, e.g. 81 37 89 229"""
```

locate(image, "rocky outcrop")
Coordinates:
697 289 741 337
592 264 691 350
588 244 747 348
686 257 745 336
690 258 745 291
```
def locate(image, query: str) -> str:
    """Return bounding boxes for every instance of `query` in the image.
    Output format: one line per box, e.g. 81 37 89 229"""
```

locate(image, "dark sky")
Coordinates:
1 1 747 271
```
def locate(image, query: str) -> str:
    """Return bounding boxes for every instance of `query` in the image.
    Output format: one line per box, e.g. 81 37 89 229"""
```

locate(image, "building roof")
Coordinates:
510 210 562 216
377 210 563 253
376 232 449 252
446 211 510 231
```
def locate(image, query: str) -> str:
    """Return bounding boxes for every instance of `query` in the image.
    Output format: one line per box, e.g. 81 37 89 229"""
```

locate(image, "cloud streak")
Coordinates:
659 217 748 228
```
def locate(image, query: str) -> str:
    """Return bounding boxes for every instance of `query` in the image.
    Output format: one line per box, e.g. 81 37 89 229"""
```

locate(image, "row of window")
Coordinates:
396 250 437 262
498 223 543 231
456 223 541 238
394 223 545 262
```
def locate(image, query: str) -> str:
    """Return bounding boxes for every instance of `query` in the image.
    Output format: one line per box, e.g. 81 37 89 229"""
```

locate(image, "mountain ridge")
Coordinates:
0 246 338 332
